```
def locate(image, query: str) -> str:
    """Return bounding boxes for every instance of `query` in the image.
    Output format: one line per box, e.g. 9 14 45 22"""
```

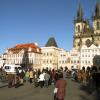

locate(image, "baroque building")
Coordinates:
41 37 69 70
1 43 42 69
41 37 60 69
73 1 100 50
1 38 70 70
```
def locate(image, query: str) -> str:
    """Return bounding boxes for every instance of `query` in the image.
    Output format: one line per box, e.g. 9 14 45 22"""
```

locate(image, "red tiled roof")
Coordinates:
8 43 41 54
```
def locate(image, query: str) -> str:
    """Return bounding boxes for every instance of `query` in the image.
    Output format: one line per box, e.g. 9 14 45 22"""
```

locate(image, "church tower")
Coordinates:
73 2 86 50
92 1 100 46
93 0 100 34
73 1 98 50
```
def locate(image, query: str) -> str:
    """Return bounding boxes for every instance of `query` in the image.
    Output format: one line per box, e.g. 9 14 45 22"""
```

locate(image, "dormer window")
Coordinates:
28 47 32 52
37 48 39 52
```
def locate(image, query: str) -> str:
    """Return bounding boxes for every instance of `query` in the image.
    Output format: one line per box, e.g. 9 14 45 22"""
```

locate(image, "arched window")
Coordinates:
83 25 87 32
78 25 80 32
97 22 100 30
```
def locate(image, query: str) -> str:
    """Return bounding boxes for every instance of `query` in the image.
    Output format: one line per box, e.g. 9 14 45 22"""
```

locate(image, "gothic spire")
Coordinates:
75 1 84 22
93 0 100 19
95 0 100 16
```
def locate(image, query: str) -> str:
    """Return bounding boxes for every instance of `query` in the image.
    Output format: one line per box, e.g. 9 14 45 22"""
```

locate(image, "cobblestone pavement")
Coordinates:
0 79 99 100
0 81 8 87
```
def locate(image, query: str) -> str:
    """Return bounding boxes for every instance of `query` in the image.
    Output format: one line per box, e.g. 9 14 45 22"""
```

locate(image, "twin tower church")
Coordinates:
73 1 100 50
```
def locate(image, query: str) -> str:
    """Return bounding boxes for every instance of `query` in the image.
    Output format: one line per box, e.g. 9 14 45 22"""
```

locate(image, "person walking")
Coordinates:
44 71 50 87
39 71 45 88
55 73 67 100
29 68 33 84
25 70 29 82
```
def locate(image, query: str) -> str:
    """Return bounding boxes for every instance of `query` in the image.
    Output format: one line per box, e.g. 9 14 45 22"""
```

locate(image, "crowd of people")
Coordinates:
71 66 100 90
0 66 100 100
0 67 68 88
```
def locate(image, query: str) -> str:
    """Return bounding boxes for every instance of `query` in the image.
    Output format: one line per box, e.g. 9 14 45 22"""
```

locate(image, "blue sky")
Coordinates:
0 0 97 54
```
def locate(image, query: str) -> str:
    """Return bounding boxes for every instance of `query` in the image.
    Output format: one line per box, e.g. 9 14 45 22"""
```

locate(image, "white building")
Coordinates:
1 43 42 70
72 1 100 70
80 44 100 69
67 49 80 70
58 49 68 69
41 47 71 70
41 37 72 70
41 46 60 70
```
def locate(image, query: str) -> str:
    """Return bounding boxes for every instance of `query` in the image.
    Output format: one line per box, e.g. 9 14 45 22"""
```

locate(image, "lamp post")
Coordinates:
56 56 59 70
3 58 6 66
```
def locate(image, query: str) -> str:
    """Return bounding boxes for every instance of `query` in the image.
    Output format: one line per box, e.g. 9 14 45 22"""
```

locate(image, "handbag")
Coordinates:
53 88 58 93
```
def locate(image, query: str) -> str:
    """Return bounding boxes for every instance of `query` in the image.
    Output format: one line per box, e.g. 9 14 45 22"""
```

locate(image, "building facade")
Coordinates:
1 43 42 70
41 47 60 69
73 1 100 50
72 1 100 70
41 37 70 70
69 49 80 69
80 44 100 69
58 49 68 69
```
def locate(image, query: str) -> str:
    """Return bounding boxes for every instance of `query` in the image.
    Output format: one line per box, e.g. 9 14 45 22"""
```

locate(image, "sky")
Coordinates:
0 0 97 54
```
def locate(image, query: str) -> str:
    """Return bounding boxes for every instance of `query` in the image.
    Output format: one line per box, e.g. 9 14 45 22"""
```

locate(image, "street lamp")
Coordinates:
3 58 6 66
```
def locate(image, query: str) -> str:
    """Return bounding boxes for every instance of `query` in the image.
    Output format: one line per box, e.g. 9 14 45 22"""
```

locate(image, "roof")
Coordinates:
8 43 41 54
45 37 58 47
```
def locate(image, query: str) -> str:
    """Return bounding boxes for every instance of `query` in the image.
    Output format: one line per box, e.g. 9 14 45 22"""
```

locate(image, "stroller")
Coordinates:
34 78 40 87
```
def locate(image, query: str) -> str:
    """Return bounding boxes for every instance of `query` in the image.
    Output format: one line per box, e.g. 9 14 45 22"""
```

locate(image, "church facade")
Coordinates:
73 1 100 51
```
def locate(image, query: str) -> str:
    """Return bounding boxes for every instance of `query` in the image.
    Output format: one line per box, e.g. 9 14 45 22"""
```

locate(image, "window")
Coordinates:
78 25 80 32
43 53 45 56
88 50 90 52
74 60 76 63
82 50 84 52
65 61 67 63
62 61 64 64
77 60 79 63
88 61 90 64
84 25 87 32
50 60 52 63
5 66 10 69
95 49 97 52
92 50 94 52
98 37 99 41
50 53 52 56
71 60 73 63
76 26 78 32
97 22 100 30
